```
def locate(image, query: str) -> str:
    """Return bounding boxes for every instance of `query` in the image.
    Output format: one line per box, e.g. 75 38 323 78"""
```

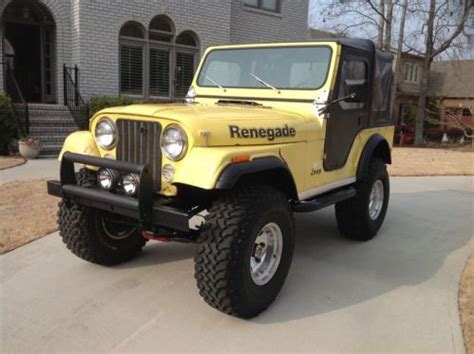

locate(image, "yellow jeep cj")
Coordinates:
48 39 394 318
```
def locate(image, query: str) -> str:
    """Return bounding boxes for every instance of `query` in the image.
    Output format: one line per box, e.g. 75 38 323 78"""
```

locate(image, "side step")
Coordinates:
293 187 356 213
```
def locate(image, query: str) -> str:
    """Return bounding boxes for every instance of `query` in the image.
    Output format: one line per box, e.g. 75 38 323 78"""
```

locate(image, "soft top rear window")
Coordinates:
197 46 332 90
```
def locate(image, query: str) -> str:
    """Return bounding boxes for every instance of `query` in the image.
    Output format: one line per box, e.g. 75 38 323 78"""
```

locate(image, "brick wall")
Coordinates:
230 0 309 44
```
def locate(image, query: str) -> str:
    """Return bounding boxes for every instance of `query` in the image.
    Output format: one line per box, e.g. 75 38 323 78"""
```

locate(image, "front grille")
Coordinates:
116 119 162 191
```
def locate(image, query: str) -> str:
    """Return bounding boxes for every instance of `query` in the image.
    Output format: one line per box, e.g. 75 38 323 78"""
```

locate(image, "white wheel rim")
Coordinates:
250 222 283 286
368 180 384 220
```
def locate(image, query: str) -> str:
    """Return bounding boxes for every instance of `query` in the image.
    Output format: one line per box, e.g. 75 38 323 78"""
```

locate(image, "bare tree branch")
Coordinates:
367 0 389 23
431 2 472 58
425 105 474 139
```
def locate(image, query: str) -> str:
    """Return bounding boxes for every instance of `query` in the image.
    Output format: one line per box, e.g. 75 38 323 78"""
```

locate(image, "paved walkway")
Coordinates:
1 176 473 352
0 158 60 184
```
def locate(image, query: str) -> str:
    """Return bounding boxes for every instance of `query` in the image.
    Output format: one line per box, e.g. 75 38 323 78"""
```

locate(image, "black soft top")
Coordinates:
310 38 376 52
314 38 394 124
311 38 394 61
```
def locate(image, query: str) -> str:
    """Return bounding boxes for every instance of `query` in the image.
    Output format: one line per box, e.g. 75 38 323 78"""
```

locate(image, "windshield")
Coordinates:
197 46 332 90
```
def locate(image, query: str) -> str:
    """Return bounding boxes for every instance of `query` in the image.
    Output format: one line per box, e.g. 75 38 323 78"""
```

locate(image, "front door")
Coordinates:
5 22 42 102
2 0 57 104
324 48 370 171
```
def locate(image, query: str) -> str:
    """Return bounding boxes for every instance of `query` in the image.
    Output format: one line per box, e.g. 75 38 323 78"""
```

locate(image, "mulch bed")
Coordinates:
0 156 26 170
0 178 58 254
460 254 474 354
389 146 473 176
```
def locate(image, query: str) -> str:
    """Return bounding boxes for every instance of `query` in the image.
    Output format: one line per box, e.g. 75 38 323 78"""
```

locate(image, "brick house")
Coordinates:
427 60 474 138
0 0 309 155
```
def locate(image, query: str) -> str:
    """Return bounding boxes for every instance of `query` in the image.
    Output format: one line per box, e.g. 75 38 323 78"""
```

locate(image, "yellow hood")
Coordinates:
97 103 318 147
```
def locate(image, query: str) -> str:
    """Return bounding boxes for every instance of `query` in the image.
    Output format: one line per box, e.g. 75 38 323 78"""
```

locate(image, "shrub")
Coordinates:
89 96 134 116
447 127 465 141
425 128 443 142
0 93 17 155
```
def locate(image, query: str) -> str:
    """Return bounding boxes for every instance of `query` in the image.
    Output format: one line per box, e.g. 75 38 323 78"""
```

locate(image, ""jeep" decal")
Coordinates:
229 125 296 141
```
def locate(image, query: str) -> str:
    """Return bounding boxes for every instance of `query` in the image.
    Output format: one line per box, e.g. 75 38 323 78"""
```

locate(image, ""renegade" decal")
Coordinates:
229 125 296 141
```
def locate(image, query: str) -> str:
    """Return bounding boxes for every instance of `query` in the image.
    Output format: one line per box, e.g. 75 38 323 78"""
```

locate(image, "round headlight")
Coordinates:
161 125 187 161
95 118 117 150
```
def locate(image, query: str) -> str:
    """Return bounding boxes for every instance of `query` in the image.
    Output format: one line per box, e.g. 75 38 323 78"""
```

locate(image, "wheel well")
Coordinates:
215 157 298 201
356 135 391 181
235 168 298 201
372 139 391 165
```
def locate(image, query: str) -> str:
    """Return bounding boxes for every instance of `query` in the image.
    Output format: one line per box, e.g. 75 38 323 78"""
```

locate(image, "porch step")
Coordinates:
29 126 77 134
29 117 78 126
18 104 80 158
27 103 71 111
40 144 65 158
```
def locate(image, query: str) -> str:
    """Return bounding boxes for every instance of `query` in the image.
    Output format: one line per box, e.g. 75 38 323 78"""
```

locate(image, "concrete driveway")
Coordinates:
1 176 473 353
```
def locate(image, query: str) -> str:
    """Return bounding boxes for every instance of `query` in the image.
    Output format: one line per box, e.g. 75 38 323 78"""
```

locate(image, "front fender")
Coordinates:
356 134 392 181
172 145 288 191
58 131 101 161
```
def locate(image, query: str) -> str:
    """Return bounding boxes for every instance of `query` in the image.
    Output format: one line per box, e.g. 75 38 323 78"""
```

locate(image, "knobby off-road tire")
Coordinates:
335 158 390 241
194 185 295 318
58 168 146 265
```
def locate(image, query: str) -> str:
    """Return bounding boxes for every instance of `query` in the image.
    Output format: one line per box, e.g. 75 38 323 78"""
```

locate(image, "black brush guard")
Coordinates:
47 152 189 232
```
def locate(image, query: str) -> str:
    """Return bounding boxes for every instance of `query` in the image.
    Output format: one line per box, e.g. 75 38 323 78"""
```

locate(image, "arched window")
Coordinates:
149 15 174 42
176 31 199 47
120 22 145 39
119 17 200 99
175 31 199 98
119 22 145 96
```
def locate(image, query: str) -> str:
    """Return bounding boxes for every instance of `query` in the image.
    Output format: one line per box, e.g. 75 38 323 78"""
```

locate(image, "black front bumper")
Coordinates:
47 152 189 232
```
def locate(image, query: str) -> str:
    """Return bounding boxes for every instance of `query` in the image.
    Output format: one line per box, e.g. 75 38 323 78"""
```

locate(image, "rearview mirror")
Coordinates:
344 79 368 103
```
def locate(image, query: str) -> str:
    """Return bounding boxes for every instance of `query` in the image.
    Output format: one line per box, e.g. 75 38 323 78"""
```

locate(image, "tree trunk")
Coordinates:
414 59 431 144
414 0 436 145
390 0 408 123
377 0 385 49
383 0 393 52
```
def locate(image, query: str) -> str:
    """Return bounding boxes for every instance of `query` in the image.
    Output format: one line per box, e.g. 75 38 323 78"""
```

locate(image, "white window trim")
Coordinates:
404 63 421 84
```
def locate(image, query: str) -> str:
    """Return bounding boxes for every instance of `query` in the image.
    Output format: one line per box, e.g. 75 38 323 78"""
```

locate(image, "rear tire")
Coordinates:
335 158 389 241
194 185 295 318
58 169 146 265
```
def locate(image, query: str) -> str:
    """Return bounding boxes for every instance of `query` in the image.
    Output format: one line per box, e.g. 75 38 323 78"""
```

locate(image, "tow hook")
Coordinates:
141 230 171 242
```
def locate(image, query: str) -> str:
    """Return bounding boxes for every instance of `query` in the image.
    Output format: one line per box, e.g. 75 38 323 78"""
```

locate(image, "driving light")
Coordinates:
98 168 119 191
122 173 139 196
95 118 117 150
162 125 187 161
162 164 175 182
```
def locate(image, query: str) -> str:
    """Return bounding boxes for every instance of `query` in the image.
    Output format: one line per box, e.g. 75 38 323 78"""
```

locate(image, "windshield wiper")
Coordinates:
205 75 224 89
250 73 278 91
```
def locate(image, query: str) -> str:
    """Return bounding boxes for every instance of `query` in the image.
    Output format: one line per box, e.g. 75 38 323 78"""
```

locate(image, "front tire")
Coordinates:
194 186 295 318
335 158 390 241
58 169 146 265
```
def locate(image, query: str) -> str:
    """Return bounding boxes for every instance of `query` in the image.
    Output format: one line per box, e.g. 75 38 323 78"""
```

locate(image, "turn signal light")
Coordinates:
232 155 250 164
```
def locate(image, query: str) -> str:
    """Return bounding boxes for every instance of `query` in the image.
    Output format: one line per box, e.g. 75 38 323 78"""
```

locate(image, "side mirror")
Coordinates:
344 79 368 103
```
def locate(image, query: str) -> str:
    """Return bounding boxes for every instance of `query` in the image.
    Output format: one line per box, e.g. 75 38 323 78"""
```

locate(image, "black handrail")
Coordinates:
2 61 29 136
63 64 90 130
